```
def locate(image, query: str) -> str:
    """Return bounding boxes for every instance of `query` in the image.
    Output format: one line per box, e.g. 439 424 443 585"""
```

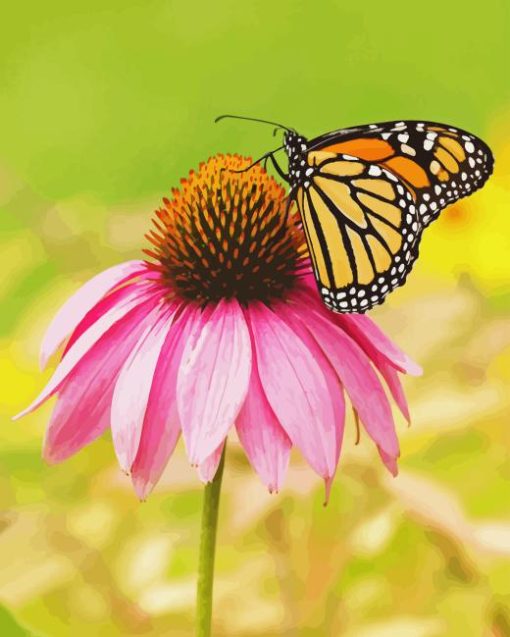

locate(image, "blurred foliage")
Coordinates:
1 1 510 635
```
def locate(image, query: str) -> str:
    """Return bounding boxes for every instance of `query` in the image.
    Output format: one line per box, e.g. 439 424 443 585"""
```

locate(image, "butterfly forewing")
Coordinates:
310 120 494 227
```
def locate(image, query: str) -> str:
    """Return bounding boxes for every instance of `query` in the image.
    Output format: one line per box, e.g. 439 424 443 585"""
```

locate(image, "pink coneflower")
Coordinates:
15 154 420 500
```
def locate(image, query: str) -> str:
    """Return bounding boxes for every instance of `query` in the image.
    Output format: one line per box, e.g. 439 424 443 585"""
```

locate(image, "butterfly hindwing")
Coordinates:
296 154 422 312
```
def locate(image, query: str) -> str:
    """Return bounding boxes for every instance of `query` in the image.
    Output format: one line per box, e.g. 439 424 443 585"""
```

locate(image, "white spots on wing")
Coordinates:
465 141 475 153
423 139 435 151
397 133 409 143
401 144 416 156
368 165 382 177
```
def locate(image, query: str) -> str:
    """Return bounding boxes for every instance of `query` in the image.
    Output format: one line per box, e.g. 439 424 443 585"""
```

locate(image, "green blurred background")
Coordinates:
1 1 510 635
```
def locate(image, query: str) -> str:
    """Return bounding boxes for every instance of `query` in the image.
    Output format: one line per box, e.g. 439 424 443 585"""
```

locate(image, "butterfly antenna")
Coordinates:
215 114 293 133
221 147 285 174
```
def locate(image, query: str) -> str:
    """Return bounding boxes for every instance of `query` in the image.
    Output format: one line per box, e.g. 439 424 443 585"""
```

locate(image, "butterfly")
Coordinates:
217 115 494 313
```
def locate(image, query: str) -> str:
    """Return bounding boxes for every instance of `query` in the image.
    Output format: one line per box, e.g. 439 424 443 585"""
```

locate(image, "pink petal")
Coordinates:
62 279 149 357
40 260 146 370
373 354 410 422
297 305 400 460
247 302 337 480
43 297 158 463
14 286 158 421
279 304 346 504
378 447 399 477
110 302 179 471
197 442 225 484
177 300 252 466
337 314 422 376
236 351 291 493
131 304 199 500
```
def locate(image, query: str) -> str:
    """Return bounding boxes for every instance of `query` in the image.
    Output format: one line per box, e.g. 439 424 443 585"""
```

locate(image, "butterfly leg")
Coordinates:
267 153 289 182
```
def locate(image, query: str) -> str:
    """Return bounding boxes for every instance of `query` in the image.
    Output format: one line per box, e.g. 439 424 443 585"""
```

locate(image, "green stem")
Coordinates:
196 445 226 637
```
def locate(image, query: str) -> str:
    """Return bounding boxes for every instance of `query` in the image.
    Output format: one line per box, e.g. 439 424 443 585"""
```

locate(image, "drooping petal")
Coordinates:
373 354 411 422
277 302 346 474
293 285 421 377
110 302 179 471
298 305 400 460
291 286 412 421
177 299 251 466
236 351 291 493
247 301 337 480
40 260 146 369
62 279 152 357
197 442 225 484
43 298 158 463
337 314 422 376
13 286 158 420
378 447 399 477
131 304 200 500
278 303 346 503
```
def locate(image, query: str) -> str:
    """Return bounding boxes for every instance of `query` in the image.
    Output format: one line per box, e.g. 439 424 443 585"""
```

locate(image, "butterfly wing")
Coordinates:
296 154 422 312
308 120 494 227
294 120 493 312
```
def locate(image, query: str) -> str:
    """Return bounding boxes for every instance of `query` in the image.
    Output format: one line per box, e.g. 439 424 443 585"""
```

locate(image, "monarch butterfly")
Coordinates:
216 115 494 313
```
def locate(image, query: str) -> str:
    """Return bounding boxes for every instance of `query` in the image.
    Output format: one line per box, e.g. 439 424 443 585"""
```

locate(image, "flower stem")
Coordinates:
196 446 226 637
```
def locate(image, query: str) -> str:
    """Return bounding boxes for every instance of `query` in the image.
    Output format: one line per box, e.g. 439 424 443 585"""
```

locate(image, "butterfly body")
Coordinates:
280 120 494 313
